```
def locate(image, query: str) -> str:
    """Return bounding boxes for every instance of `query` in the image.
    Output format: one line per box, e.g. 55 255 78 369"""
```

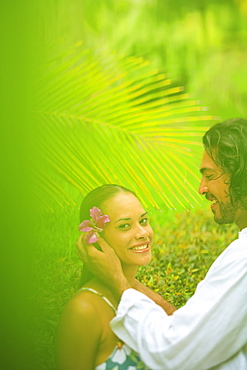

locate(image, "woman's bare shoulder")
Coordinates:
57 290 103 345
62 289 101 318
56 290 103 370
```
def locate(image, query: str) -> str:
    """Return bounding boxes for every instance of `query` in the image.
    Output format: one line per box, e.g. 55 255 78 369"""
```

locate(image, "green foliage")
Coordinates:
137 207 238 307
37 44 215 212
36 0 247 213
42 0 247 119
34 206 238 369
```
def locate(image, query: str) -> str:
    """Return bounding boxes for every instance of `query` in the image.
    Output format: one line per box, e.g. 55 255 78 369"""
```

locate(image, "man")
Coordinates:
77 118 247 369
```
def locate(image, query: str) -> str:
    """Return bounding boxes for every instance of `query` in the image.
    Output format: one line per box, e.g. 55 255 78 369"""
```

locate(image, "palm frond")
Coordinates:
36 43 218 211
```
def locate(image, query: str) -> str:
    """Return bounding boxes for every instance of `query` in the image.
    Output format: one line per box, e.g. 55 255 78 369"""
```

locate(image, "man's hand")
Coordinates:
76 234 131 302
132 279 177 315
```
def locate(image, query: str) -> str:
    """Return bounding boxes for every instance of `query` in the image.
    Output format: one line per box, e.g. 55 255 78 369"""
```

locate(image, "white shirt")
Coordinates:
111 228 247 370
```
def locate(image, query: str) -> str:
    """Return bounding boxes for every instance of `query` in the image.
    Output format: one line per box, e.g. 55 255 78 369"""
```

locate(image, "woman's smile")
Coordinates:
101 192 153 269
129 243 150 252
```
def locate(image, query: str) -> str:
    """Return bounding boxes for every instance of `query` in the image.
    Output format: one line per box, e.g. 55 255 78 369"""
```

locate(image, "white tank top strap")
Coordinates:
78 287 117 313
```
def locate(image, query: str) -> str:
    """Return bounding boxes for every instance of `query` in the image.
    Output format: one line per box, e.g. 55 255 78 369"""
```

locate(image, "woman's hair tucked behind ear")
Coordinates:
203 118 247 209
79 184 136 287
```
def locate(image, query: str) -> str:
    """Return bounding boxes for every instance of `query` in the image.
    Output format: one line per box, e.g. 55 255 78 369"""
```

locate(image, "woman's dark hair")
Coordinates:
79 184 137 287
203 118 247 209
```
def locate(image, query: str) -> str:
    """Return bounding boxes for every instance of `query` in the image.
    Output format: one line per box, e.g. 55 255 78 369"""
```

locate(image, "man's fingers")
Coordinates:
76 249 82 260
76 233 89 260
96 236 115 254
76 233 117 268
76 234 101 258
76 233 84 249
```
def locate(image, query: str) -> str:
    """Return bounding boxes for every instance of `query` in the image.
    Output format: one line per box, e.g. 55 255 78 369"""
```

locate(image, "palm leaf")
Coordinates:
36 43 217 211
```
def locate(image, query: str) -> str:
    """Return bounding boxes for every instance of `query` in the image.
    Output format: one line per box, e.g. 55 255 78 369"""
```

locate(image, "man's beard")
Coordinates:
213 199 237 225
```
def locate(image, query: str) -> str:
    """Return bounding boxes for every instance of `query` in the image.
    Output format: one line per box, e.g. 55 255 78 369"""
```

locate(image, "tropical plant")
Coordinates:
36 42 217 212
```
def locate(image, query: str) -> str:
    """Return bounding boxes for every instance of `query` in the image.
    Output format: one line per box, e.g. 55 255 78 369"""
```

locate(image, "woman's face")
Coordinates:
100 192 153 268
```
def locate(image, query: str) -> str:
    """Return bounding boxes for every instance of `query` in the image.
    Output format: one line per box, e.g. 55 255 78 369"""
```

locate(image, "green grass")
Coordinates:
33 205 238 369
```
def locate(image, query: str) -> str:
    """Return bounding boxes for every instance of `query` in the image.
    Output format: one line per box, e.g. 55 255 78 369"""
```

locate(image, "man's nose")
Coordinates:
198 178 208 195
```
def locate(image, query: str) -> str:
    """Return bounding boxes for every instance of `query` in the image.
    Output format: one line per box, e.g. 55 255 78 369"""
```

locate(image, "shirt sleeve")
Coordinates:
110 246 247 370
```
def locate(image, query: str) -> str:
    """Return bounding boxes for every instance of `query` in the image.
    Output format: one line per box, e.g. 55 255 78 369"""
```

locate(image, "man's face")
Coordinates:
199 150 237 225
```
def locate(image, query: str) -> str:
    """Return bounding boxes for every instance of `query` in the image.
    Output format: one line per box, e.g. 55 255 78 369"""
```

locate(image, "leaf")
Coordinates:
36 43 218 211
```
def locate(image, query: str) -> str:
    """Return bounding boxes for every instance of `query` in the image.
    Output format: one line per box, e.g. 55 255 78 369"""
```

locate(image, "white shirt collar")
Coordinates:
239 227 247 238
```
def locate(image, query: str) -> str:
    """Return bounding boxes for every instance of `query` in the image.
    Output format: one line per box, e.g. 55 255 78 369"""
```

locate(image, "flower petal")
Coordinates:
94 363 106 370
111 348 127 364
79 226 93 232
123 344 131 355
85 231 99 244
97 215 110 229
78 220 93 232
90 206 102 222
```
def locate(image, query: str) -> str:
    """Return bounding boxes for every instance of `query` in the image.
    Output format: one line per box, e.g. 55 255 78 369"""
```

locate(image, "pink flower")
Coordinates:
78 206 110 244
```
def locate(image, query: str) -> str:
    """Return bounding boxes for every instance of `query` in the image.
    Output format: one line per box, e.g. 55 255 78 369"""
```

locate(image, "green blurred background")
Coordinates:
1 0 247 368
35 0 247 212
42 0 247 119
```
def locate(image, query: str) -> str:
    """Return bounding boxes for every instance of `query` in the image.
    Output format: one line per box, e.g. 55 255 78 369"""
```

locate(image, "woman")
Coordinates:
56 184 175 370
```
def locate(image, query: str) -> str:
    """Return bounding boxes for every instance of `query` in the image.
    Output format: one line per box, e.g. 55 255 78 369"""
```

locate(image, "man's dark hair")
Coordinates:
203 118 247 209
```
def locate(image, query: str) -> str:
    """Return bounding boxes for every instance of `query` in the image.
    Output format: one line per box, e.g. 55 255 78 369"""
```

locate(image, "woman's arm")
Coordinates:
131 279 176 315
56 295 102 370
